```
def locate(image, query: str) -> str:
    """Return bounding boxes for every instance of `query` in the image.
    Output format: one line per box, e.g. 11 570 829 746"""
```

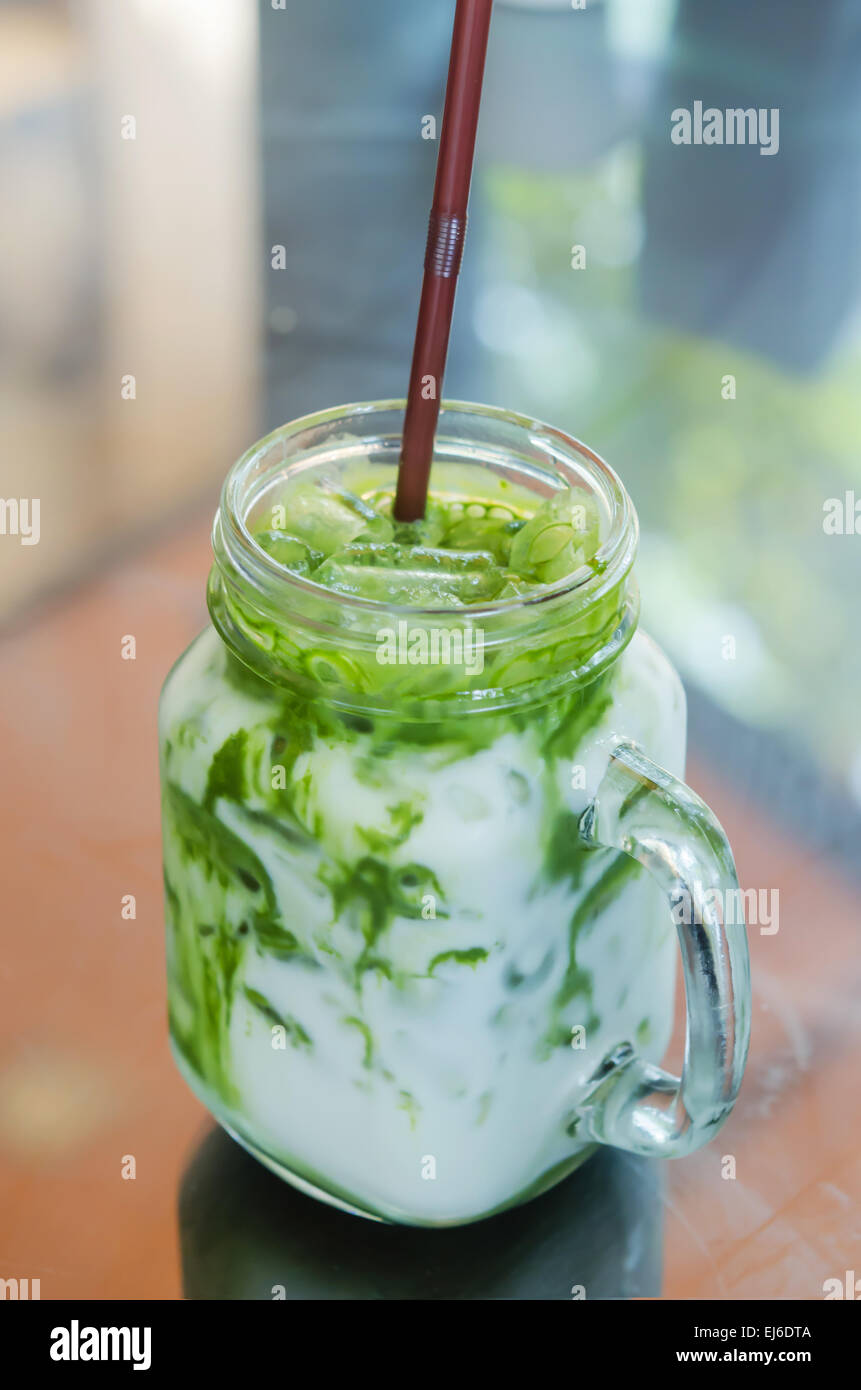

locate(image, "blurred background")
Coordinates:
2 0 860 1300
5 0 861 861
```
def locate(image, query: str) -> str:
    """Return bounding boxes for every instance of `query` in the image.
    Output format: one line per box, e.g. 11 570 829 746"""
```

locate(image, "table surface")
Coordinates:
2 514 859 1301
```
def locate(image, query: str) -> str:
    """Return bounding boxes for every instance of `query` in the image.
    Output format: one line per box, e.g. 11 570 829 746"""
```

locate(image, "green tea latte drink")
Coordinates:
160 402 750 1226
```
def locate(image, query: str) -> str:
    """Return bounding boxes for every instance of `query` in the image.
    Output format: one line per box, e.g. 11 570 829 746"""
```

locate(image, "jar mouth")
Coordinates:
210 399 639 709
216 398 637 618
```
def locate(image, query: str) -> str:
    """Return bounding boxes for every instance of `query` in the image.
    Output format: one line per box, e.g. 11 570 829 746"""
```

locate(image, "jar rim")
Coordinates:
209 399 640 710
214 397 638 621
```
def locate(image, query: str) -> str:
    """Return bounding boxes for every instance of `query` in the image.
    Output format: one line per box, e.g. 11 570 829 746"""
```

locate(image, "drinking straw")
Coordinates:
394 0 494 521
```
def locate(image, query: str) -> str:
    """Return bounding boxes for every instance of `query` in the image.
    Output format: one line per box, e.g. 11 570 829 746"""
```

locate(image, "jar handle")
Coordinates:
575 740 751 1156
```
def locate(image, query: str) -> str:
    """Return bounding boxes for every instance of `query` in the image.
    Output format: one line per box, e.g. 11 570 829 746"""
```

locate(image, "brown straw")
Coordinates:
394 0 494 521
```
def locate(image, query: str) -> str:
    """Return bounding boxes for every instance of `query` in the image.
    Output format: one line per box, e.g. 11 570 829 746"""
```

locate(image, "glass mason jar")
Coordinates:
160 400 751 1228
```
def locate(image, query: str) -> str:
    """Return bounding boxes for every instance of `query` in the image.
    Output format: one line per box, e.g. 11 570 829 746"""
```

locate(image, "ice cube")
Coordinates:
254 529 317 574
495 576 534 600
313 542 507 606
276 483 393 557
444 514 522 564
508 489 600 584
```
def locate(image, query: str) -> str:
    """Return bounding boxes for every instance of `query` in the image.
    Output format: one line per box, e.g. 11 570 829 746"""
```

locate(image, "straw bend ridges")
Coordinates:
425 211 467 279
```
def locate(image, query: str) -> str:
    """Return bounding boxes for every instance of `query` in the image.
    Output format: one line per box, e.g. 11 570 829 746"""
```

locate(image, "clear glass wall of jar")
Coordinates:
159 401 750 1226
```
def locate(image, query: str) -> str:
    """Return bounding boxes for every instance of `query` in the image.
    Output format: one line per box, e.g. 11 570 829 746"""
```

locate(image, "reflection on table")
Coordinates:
179 1127 664 1301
